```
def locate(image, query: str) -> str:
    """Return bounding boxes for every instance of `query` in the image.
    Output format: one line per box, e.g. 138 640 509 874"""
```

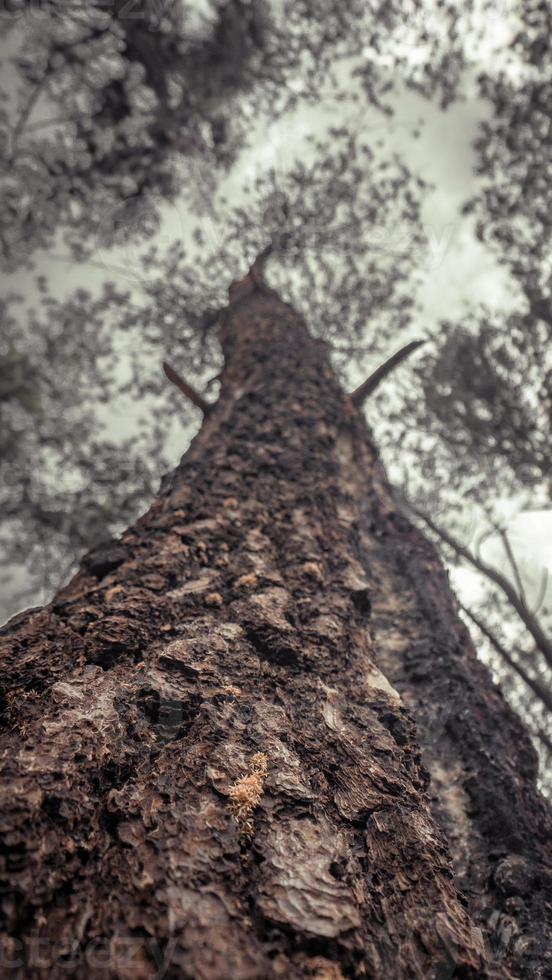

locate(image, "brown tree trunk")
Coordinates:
1 268 551 979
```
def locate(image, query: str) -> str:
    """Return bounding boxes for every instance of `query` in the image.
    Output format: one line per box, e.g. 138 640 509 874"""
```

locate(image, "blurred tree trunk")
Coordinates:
1 267 551 979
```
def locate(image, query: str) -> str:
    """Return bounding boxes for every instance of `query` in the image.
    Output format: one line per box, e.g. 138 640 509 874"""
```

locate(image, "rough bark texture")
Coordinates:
1 268 551 979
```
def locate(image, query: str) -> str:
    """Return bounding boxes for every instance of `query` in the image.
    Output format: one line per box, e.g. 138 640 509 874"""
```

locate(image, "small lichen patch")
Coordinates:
228 752 268 837
303 956 346 980
104 585 125 602
303 561 324 582
236 573 258 589
205 592 224 607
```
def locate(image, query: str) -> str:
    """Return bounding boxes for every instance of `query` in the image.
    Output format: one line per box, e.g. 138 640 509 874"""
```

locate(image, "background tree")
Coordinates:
383 0 552 773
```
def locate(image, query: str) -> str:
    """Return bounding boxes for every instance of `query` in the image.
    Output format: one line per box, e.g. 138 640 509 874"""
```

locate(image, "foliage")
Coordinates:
469 0 552 310
0 0 475 268
0 286 168 610
376 0 552 767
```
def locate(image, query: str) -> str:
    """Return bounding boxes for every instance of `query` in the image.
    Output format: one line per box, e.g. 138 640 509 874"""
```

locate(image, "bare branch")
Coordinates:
245 237 292 290
162 362 211 416
48 254 149 290
21 112 120 135
532 725 552 757
410 505 552 670
10 76 49 158
499 527 528 609
459 602 552 715
249 243 274 287
228 243 277 303
350 339 426 408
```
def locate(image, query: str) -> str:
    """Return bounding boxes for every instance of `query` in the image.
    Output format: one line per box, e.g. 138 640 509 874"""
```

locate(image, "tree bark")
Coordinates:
1 268 551 979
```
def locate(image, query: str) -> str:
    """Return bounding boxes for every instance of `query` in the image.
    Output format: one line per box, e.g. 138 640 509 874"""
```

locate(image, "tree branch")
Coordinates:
499 526 528 609
249 243 274 288
532 725 552 757
162 362 211 415
350 339 426 408
10 76 49 158
410 506 552 670
459 602 552 715
228 243 278 304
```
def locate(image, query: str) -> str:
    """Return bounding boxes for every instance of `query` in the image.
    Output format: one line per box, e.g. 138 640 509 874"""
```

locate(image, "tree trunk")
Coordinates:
1 268 551 980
